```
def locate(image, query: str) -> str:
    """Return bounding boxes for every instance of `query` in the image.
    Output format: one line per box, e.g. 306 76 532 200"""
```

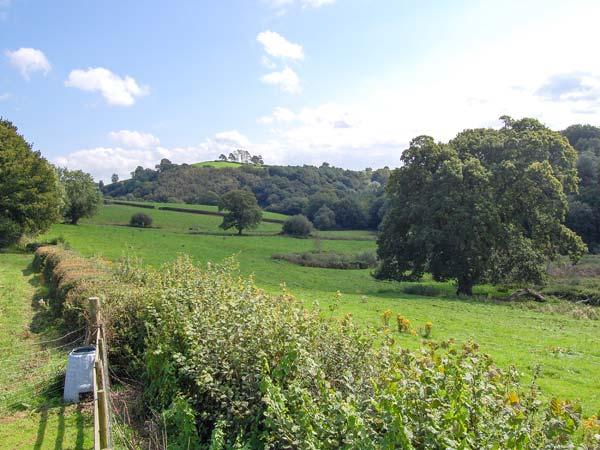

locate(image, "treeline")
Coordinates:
103 161 390 230
563 124 600 253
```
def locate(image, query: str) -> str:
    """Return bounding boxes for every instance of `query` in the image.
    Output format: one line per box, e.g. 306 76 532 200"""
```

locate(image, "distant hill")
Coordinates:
102 161 391 230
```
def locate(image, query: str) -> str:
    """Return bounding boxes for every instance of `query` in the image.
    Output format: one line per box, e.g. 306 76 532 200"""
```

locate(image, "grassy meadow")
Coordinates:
191 160 246 169
39 202 600 414
0 252 93 448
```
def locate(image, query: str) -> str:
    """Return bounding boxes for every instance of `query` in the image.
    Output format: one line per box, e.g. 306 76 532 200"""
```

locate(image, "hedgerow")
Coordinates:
32 248 597 447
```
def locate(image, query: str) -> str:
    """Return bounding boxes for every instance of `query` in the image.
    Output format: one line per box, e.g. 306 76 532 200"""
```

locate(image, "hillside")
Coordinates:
102 163 391 230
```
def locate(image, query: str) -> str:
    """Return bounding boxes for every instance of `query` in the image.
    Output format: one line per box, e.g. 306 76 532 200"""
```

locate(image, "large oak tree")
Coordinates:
376 117 586 295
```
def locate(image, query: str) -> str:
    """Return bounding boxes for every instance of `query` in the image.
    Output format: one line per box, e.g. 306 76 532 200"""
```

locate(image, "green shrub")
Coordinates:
106 256 584 448
0 216 22 248
281 214 313 237
129 212 153 228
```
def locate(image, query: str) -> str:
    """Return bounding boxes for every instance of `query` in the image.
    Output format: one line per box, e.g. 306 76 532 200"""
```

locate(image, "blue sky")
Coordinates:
2 0 600 181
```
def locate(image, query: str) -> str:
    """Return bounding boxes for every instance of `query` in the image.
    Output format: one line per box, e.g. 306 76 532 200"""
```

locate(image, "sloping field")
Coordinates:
40 204 600 414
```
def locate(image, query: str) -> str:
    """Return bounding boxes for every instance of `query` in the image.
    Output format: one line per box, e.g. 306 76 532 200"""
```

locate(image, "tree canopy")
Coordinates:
0 119 62 247
218 190 263 235
562 123 600 252
58 168 103 224
376 117 586 295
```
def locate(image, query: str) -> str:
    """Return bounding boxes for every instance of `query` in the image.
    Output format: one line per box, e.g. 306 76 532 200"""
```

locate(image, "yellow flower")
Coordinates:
507 391 520 405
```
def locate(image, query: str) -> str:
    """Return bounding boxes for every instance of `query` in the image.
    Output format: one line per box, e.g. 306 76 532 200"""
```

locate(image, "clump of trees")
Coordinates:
58 168 103 225
281 214 313 237
219 190 263 235
130 212 153 228
562 124 600 253
219 149 264 165
0 119 62 247
376 117 586 295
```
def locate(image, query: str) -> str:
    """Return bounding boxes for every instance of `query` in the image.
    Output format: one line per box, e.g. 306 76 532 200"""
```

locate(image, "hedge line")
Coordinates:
33 245 111 330
158 205 285 224
104 199 156 209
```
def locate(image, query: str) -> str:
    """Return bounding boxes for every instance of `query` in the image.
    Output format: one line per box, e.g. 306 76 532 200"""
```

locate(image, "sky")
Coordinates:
2 0 600 182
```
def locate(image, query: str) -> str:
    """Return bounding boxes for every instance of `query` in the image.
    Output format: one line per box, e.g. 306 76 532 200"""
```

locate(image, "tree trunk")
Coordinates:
238 228 243 235
456 277 474 296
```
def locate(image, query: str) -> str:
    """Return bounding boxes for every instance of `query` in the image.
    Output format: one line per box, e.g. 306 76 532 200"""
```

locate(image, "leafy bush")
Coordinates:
0 216 21 248
272 250 377 269
281 214 313 236
102 256 586 448
32 251 592 447
130 213 153 228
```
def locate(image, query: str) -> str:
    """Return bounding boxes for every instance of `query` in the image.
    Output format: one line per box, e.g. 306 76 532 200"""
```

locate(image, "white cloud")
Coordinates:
54 130 256 182
263 0 335 10
214 130 250 147
257 31 304 60
261 67 301 93
5 48 51 80
108 130 160 148
65 67 148 106
0 93 9 101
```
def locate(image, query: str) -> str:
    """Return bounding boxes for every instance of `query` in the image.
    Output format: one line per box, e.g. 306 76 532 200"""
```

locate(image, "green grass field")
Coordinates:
0 252 93 449
39 203 600 414
192 160 245 168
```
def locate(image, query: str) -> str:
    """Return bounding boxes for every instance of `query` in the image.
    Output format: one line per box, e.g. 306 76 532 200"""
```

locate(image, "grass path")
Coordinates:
0 252 93 449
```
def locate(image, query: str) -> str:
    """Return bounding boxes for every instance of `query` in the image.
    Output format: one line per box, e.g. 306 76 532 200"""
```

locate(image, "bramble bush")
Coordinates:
99 255 592 448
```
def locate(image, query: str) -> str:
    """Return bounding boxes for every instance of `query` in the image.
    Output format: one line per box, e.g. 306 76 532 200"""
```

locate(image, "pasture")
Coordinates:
0 252 93 448
39 203 600 413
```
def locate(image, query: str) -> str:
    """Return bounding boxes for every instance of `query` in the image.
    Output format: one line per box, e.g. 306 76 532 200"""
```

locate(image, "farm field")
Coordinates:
0 252 93 449
40 203 600 414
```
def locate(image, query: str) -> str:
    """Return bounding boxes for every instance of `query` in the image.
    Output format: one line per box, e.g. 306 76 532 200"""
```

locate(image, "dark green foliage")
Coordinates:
281 214 313 236
219 190 263 235
402 284 444 297
377 117 586 295
129 212 153 228
313 205 336 230
332 197 368 229
272 249 377 269
0 119 62 247
562 124 600 252
58 168 103 224
107 200 156 209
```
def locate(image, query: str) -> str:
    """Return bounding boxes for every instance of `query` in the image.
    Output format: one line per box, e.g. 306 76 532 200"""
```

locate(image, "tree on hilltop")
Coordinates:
376 117 586 295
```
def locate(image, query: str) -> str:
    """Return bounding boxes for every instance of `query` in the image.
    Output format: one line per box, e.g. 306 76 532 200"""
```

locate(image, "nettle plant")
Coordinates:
105 256 590 449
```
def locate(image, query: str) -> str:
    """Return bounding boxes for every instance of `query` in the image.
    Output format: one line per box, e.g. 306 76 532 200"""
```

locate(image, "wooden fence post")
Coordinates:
90 296 112 449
